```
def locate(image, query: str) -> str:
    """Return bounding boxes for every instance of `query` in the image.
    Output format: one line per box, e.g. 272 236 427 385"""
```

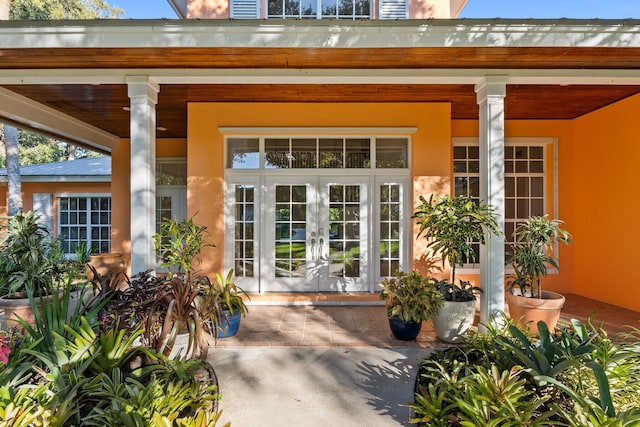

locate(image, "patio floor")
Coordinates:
212 293 640 348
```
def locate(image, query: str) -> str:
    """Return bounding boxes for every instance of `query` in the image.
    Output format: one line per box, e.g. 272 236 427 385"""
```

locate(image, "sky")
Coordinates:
112 0 178 18
112 0 640 19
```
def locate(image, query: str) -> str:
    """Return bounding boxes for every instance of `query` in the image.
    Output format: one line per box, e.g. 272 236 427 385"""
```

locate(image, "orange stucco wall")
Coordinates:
571 93 640 311
0 181 111 234
188 102 452 277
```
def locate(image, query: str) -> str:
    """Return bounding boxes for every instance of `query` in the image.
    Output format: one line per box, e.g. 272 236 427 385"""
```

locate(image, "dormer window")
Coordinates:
267 0 371 19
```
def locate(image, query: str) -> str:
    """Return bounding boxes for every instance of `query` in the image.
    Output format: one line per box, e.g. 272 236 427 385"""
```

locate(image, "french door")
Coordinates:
263 176 369 292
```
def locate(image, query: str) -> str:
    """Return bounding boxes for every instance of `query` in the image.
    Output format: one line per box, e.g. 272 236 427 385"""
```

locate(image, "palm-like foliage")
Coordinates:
413 194 500 300
508 215 572 298
0 211 65 296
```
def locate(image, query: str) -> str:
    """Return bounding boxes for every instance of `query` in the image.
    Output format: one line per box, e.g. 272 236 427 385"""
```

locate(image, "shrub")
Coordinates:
411 315 640 426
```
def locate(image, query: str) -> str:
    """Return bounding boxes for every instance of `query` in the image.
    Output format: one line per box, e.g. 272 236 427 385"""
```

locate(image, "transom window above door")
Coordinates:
267 0 371 19
226 137 409 170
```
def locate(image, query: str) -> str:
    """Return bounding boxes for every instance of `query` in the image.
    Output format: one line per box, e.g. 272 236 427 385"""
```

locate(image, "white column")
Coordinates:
475 76 507 326
127 76 159 275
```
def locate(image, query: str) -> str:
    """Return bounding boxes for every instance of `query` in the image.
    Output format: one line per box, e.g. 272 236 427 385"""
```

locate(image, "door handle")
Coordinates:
310 232 316 261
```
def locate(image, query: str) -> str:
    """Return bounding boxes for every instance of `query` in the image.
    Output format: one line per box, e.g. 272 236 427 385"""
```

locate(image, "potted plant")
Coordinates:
151 215 215 358
0 211 70 329
154 214 214 277
379 270 443 341
506 215 572 333
413 194 500 343
201 269 249 338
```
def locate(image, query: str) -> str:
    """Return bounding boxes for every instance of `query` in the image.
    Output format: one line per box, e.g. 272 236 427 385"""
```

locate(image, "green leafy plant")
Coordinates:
413 195 500 301
412 314 640 426
200 269 249 338
507 215 572 299
0 211 66 296
430 278 481 303
208 269 249 317
154 214 214 277
0 289 225 426
379 270 443 323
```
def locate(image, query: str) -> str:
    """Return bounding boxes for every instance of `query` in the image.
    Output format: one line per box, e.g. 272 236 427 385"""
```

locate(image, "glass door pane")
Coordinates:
264 178 319 292
318 177 368 292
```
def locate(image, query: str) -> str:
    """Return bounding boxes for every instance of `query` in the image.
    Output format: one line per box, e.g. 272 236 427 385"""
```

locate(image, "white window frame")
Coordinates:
452 137 557 274
224 132 412 293
373 175 411 285
266 0 373 19
56 192 112 258
224 132 413 171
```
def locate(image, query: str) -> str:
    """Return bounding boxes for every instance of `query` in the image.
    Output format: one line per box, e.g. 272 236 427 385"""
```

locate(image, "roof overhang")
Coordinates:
166 0 187 19
0 87 119 153
3 19 640 145
2 19 640 49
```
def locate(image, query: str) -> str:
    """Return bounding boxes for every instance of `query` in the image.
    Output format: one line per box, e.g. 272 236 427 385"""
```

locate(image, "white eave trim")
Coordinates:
3 68 640 86
2 19 640 49
0 176 111 183
166 0 187 18
218 126 418 133
0 88 119 153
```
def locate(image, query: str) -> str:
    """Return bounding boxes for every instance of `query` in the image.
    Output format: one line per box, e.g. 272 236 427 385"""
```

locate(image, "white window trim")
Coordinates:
373 175 411 285
452 137 558 274
224 131 412 292
57 193 112 257
225 134 412 171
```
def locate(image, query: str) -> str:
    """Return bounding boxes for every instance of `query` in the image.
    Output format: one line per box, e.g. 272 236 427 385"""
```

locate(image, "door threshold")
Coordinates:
244 292 384 306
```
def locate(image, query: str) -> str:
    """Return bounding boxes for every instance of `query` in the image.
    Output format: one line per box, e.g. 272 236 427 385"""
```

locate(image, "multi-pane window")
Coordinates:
59 196 111 255
453 142 547 263
379 184 401 277
227 137 409 170
328 185 361 278
267 0 371 19
504 146 545 248
234 185 255 278
274 185 307 278
156 161 187 186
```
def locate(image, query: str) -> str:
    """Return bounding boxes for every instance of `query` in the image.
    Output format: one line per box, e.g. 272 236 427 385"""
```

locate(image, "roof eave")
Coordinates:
2 19 640 49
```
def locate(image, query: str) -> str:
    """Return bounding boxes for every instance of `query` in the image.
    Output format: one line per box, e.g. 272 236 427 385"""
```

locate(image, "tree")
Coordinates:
0 0 122 214
10 0 122 19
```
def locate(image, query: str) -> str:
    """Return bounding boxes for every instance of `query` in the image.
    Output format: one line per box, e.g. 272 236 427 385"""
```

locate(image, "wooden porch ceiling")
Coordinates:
3 44 640 139
4 83 640 139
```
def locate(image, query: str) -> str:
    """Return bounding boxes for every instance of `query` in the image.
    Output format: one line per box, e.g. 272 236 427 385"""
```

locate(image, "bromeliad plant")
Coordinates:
0 211 67 297
507 215 572 299
150 215 217 358
146 274 210 359
0 286 226 426
411 315 640 426
413 194 500 301
200 269 249 339
379 271 443 323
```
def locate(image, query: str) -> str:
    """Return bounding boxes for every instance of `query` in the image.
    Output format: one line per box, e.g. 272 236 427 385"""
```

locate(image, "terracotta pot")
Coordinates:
86 253 127 285
506 290 565 334
0 293 56 331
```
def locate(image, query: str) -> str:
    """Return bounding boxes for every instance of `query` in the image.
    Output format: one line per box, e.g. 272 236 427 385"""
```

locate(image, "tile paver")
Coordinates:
212 293 640 348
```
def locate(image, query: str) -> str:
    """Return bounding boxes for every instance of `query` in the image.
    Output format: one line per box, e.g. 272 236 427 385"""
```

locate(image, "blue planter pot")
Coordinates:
217 309 242 338
388 316 422 341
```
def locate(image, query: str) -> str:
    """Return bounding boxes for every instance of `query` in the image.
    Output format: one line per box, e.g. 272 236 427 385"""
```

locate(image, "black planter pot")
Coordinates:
388 316 422 341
